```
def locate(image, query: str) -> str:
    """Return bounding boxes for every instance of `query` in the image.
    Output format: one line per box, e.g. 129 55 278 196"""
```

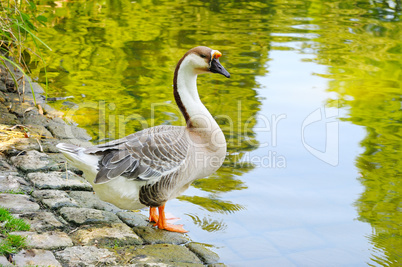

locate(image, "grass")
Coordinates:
0 124 50 152
0 234 26 255
0 124 29 146
0 0 51 105
0 189 25 194
0 206 30 256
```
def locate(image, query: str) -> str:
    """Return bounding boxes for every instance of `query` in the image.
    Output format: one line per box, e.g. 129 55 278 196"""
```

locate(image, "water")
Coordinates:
26 0 401 265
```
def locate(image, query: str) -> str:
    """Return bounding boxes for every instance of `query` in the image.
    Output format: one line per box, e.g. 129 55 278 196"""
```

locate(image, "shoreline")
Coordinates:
0 63 223 266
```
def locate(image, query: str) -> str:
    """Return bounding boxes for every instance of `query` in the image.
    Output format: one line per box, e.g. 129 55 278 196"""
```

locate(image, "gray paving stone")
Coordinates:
38 139 62 153
69 191 121 212
6 138 44 154
12 249 61 267
32 189 79 210
0 172 33 193
55 246 117 266
43 196 80 210
0 193 39 213
26 82 45 95
0 256 13 266
59 207 121 225
10 150 60 173
0 155 17 172
32 189 71 199
117 211 150 227
9 99 36 118
47 122 91 140
10 231 73 249
0 110 19 125
0 172 21 192
47 152 85 173
0 80 6 92
24 124 53 138
128 244 202 265
27 171 92 190
16 211 64 231
133 226 190 245
186 242 220 264
70 223 142 246
21 114 51 127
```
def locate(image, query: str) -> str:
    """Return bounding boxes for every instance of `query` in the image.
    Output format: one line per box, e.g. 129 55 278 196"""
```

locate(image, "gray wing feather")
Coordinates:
86 126 188 184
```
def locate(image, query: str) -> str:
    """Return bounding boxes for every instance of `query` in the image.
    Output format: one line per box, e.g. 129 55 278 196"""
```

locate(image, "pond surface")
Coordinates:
27 0 401 265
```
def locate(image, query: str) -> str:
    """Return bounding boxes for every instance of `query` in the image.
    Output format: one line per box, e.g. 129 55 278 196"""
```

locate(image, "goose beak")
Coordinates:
210 58 230 78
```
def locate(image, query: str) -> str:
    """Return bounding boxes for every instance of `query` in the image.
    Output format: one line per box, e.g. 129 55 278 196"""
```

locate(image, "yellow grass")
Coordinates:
0 124 48 152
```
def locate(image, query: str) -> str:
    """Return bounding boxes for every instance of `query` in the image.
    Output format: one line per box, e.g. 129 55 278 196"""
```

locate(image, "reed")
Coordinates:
0 0 51 105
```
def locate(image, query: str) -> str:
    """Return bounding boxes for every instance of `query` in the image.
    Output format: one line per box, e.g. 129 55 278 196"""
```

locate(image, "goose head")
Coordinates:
173 46 230 129
178 46 230 78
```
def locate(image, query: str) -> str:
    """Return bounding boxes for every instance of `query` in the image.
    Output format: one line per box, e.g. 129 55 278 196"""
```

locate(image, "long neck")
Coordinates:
173 58 218 131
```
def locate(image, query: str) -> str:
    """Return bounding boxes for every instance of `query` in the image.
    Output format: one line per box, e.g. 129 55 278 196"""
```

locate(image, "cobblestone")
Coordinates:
70 223 142 246
10 150 60 173
55 246 117 266
125 243 203 265
0 193 40 213
117 211 150 227
27 171 92 191
0 172 21 191
133 225 191 245
32 189 79 210
69 190 121 212
16 211 65 232
9 231 73 249
59 207 122 225
13 249 61 266
186 242 220 265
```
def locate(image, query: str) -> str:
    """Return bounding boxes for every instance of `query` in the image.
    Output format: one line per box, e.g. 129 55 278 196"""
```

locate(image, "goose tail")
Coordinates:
56 143 82 154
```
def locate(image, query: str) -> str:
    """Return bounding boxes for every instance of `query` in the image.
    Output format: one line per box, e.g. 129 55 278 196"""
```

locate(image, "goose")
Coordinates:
56 46 230 233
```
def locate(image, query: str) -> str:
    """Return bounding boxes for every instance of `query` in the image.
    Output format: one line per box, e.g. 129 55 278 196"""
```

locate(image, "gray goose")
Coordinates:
57 46 230 232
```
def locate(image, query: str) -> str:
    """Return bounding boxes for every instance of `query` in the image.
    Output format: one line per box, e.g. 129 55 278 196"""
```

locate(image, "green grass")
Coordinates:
0 207 30 234
0 234 26 255
0 206 30 256
0 189 25 195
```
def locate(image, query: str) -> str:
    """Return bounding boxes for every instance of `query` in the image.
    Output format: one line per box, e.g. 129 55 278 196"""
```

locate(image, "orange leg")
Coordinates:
149 206 179 223
149 207 159 223
155 204 188 233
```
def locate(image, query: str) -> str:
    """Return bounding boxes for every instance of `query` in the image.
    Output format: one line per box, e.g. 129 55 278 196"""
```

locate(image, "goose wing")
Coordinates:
85 126 189 184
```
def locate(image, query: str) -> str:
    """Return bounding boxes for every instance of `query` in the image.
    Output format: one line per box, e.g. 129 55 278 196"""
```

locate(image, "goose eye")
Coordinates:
200 54 207 58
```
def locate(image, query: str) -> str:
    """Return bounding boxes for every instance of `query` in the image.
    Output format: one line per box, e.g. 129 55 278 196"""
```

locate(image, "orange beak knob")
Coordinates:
213 51 222 59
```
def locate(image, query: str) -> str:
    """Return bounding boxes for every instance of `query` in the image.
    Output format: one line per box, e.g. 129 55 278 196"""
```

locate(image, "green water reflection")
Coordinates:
24 0 402 264
309 1 402 266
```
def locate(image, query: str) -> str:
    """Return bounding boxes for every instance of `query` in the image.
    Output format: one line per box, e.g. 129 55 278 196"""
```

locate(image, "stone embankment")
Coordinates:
0 64 223 266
